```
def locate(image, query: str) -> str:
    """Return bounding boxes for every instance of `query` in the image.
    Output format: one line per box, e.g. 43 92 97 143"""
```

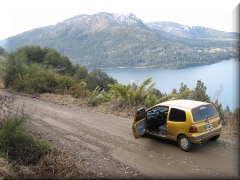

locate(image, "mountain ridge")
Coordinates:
1 12 239 69
146 21 238 39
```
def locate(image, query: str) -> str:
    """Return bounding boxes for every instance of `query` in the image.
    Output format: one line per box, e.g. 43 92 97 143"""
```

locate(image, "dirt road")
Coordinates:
9 93 239 179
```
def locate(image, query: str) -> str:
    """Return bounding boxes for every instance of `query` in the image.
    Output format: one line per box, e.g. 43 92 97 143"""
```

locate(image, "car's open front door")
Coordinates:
132 108 147 139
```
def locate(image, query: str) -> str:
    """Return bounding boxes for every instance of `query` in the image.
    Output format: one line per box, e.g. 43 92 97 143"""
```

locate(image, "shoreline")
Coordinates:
99 59 239 70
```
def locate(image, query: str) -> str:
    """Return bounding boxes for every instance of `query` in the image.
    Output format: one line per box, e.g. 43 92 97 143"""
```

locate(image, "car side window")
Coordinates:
136 109 146 122
169 108 186 122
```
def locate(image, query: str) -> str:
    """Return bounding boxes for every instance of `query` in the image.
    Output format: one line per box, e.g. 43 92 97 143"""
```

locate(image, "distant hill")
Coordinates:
146 21 238 39
1 12 239 69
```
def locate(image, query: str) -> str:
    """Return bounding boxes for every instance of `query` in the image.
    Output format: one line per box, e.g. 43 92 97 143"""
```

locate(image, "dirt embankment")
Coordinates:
1 91 239 179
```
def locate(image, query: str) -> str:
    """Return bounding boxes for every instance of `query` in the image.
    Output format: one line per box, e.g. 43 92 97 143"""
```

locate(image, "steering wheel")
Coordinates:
154 111 162 119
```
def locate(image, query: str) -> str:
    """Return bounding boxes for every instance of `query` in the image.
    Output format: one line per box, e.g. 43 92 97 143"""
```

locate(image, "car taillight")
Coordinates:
218 118 221 125
189 126 198 133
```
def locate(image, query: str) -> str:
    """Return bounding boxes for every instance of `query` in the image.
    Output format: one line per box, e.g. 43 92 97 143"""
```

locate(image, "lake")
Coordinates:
103 60 239 111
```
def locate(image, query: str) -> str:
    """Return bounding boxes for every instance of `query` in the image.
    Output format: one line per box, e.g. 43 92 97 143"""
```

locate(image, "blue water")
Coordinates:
103 60 239 111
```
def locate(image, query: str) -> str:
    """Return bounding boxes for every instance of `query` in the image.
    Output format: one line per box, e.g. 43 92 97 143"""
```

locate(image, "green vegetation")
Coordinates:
0 114 94 179
0 115 52 165
0 45 116 98
0 93 96 179
0 45 239 178
108 78 158 107
0 93 52 166
3 22 238 69
0 45 238 123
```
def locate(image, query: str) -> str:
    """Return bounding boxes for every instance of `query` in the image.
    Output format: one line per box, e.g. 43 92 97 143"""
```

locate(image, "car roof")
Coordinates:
158 99 210 109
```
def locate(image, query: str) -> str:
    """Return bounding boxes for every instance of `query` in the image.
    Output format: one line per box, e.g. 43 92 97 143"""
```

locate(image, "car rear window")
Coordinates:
191 104 218 122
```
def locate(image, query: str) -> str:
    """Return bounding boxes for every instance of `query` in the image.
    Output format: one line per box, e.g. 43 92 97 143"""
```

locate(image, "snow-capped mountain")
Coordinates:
146 21 238 39
56 12 148 32
1 12 238 69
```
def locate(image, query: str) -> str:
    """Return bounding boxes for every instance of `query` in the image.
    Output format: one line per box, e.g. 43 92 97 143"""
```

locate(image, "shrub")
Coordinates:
0 115 52 165
85 69 117 92
108 78 156 107
12 70 80 95
54 74 76 93
87 87 110 107
144 94 158 107
70 82 90 98
232 108 240 128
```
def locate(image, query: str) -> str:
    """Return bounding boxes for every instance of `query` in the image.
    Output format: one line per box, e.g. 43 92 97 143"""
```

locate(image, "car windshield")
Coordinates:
191 104 218 122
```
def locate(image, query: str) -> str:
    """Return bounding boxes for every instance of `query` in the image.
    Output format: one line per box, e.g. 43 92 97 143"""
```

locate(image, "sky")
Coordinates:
0 0 239 40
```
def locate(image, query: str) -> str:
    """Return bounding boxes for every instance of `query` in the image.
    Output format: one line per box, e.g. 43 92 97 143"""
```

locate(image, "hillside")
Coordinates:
146 21 238 39
1 12 239 69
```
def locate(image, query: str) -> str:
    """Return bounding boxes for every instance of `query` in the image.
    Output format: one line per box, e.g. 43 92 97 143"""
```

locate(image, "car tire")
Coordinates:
209 134 220 141
178 135 192 152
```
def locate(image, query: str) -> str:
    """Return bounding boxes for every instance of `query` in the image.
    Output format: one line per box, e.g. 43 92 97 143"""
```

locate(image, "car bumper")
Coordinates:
188 127 222 143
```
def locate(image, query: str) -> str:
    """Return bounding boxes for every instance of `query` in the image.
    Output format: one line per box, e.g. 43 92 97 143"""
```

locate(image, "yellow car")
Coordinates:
132 99 222 151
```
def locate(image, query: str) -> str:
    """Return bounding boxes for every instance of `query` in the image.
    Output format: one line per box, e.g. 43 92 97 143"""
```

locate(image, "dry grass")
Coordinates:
91 99 136 118
17 150 97 179
0 158 16 180
40 93 136 118
0 82 4 89
220 124 239 142
40 93 87 107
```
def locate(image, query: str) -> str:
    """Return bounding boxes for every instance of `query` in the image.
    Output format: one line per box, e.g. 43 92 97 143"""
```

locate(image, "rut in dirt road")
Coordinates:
11 94 240 179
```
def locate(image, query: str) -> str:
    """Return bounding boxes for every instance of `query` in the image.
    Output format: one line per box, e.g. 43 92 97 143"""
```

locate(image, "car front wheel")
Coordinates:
178 135 192 152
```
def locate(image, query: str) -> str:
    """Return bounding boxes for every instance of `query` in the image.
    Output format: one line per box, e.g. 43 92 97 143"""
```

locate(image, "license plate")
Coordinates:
206 123 213 130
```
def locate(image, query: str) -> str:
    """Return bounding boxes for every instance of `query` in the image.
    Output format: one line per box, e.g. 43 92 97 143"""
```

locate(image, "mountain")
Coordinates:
146 21 238 39
1 12 239 69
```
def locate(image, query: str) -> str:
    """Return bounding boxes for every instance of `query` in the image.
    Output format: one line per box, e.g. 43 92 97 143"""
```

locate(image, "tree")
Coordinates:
0 46 6 56
193 80 210 102
75 65 88 80
44 49 62 67
179 82 189 93
151 88 163 99
2 52 28 88
43 49 73 74
17 45 48 63
225 105 231 114
172 88 177 94
85 69 117 92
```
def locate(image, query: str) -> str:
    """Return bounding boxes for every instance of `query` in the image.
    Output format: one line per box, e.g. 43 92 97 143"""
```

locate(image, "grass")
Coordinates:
23 150 96 179
0 114 97 179
0 115 52 165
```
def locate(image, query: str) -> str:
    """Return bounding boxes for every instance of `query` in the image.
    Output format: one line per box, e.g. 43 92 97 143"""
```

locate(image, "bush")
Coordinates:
232 108 240 127
87 87 110 107
54 74 76 93
70 82 90 98
108 78 156 107
12 70 55 94
12 70 80 95
0 115 52 165
85 68 117 92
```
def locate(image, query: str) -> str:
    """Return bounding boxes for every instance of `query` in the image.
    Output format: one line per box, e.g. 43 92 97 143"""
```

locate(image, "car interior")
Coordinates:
146 106 169 135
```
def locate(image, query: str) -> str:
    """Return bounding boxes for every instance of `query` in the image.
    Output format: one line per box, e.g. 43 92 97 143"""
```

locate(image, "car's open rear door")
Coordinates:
132 108 147 139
